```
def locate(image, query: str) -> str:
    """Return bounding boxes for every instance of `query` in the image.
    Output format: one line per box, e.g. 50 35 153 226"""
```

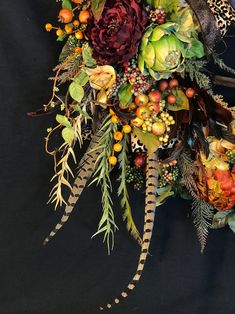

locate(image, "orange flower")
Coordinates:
195 149 235 211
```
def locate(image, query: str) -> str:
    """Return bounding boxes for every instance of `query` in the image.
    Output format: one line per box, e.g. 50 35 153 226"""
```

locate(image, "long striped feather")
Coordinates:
100 152 159 310
43 129 104 245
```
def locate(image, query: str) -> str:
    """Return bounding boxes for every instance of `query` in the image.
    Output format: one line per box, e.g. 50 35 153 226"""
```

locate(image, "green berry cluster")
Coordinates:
226 151 235 165
126 165 145 191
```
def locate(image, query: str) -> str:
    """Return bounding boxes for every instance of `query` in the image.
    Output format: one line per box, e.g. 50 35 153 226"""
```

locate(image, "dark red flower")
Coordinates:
87 0 147 66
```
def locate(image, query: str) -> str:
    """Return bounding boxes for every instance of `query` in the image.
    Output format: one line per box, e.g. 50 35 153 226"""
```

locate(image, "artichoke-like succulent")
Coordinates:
138 14 204 80
138 23 186 80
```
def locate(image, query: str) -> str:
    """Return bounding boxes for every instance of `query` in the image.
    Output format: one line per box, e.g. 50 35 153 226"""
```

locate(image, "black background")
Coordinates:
1 1 235 313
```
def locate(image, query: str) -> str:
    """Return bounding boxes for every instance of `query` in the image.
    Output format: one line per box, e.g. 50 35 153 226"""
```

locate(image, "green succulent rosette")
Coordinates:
138 9 205 80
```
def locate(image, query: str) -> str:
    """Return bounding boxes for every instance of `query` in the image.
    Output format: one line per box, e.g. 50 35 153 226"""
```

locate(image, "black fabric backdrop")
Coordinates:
1 1 235 314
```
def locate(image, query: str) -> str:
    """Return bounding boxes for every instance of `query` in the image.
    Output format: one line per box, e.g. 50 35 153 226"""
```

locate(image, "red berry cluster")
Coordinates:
149 8 167 24
124 61 151 95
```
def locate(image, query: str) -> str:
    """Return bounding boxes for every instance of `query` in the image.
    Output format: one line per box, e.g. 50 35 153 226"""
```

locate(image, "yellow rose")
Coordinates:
85 65 116 91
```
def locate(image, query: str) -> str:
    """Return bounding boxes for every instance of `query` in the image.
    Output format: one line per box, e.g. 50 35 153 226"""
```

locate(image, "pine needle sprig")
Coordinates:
184 59 212 89
192 198 214 253
50 55 82 85
118 134 142 245
90 115 118 254
178 150 199 199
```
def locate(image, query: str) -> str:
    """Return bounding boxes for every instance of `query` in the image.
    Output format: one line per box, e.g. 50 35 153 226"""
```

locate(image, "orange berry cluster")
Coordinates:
108 112 132 166
45 6 90 47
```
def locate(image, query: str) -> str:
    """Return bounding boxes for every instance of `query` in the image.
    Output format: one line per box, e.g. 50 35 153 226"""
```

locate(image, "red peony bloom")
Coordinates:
87 0 147 66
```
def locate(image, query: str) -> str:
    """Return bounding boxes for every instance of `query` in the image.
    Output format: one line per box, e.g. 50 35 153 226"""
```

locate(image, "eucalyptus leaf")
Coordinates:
62 127 75 145
69 82 84 103
133 127 160 154
56 114 71 128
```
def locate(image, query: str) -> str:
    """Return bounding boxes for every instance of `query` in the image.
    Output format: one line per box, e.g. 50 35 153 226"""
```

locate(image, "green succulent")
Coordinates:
138 20 205 80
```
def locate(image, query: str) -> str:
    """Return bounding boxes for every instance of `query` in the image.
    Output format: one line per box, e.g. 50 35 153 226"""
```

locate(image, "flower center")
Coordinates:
164 50 181 69
107 17 121 34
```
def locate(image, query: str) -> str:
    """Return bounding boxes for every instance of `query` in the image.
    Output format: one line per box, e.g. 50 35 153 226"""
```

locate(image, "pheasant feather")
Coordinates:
43 129 104 245
100 152 159 310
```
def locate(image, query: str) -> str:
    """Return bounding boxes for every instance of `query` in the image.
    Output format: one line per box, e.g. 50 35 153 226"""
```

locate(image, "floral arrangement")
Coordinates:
30 0 235 310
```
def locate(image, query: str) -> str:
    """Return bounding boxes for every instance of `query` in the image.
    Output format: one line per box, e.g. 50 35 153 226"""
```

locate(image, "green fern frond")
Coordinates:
192 198 214 253
184 59 211 89
118 134 142 245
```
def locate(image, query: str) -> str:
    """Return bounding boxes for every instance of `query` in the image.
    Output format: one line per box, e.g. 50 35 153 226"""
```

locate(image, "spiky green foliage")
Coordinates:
118 134 142 245
90 115 118 254
211 52 235 76
184 59 211 89
192 198 214 253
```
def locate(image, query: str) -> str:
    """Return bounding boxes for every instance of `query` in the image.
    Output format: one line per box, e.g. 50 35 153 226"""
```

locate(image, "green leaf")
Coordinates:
74 70 89 86
227 212 235 232
56 114 71 128
82 43 96 67
175 32 191 43
69 82 84 103
74 104 92 120
91 0 106 21
118 84 133 106
133 127 160 154
167 89 189 111
62 0 72 10
156 185 174 206
186 38 205 59
211 210 234 229
62 127 75 145
57 34 67 42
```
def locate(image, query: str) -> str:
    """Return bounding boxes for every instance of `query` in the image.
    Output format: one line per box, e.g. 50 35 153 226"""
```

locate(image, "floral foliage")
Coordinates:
31 0 235 310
